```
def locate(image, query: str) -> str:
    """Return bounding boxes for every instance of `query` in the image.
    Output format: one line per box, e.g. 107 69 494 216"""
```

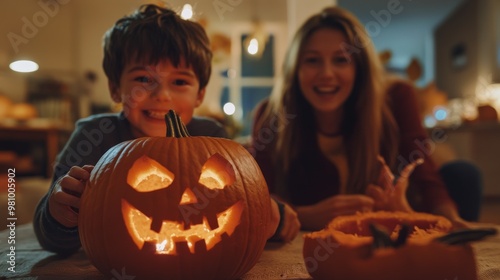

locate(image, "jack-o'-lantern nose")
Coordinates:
180 188 198 205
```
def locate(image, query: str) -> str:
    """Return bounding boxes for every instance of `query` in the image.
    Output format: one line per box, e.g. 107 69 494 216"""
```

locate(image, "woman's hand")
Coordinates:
48 165 94 228
268 198 301 242
366 156 422 212
296 194 374 231
432 203 494 230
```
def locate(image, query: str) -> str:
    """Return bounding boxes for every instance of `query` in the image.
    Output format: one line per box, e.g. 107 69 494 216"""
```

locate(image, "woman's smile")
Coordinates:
313 85 341 95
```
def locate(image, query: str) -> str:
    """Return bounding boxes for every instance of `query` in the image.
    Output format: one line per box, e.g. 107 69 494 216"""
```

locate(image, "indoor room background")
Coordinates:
1 0 499 227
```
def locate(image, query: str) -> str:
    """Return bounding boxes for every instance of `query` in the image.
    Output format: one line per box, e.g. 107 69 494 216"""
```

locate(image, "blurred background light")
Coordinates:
223 102 236 115
247 38 259 55
180 4 193 20
9 60 39 73
424 115 437 128
434 106 448 121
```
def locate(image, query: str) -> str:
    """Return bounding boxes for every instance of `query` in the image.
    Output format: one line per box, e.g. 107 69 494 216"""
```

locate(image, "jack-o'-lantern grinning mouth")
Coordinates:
122 200 244 255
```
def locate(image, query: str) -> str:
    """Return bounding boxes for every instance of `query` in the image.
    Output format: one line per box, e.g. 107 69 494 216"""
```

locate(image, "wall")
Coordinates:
435 0 479 99
73 0 149 105
435 0 500 99
477 0 498 89
492 0 500 82
0 0 77 102
287 0 336 40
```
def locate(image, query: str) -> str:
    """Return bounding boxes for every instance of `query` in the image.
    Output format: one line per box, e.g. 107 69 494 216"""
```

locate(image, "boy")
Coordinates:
34 4 299 256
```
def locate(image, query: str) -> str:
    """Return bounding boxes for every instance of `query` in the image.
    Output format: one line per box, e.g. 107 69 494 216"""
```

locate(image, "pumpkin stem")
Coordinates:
165 110 190 138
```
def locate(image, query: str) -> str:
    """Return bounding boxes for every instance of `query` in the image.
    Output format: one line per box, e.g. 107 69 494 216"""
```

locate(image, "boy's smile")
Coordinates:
110 59 205 138
144 110 170 120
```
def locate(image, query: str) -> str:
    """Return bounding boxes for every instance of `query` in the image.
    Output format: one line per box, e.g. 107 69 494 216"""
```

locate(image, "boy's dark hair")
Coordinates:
102 4 212 89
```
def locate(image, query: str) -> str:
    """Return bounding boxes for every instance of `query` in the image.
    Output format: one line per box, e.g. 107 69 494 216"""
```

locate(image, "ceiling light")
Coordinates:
9 60 39 73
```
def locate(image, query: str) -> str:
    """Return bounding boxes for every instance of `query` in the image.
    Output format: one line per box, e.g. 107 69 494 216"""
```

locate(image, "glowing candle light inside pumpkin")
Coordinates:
127 155 174 192
156 240 167 251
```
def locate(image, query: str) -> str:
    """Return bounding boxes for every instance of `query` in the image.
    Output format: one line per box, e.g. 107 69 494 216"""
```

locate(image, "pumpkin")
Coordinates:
303 211 477 280
79 110 272 279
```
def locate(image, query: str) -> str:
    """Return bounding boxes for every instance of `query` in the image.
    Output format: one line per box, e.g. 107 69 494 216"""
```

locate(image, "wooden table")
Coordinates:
0 223 499 279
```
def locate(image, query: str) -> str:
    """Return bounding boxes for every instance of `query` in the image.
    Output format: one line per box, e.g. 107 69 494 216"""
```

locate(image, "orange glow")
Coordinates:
121 199 244 254
199 153 235 190
180 188 198 205
127 156 174 192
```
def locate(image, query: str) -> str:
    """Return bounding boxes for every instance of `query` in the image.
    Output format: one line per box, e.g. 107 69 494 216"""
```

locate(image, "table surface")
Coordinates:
1 223 499 279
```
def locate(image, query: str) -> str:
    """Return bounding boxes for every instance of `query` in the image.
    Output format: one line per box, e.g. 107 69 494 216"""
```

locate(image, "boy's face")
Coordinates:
110 59 205 138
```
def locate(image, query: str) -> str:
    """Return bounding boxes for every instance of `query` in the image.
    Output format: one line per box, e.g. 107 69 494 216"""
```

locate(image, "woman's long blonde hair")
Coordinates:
258 6 398 194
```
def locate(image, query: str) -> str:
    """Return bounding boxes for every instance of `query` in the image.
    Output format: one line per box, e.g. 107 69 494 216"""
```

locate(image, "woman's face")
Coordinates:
298 28 356 117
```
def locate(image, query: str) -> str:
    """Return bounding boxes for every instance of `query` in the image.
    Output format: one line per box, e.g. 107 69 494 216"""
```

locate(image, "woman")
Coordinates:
250 6 474 230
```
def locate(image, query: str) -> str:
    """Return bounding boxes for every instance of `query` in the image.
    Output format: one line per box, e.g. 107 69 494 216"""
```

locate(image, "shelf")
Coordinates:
0 120 71 178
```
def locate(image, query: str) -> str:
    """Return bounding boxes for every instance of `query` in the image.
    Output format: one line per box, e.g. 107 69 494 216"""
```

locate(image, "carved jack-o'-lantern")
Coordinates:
303 211 478 280
79 111 272 279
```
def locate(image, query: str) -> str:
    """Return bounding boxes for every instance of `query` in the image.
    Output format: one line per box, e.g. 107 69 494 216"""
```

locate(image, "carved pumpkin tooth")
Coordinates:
220 231 231 242
206 212 219 230
142 241 158 254
150 217 163 233
175 240 191 255
193 239 207 254
189 213 204 228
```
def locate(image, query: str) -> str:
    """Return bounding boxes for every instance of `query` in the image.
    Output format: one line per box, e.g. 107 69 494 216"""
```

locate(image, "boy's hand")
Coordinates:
48 165 94 228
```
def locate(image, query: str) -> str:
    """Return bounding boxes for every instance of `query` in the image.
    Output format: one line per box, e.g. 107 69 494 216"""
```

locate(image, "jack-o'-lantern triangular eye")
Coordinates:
127 155 174 192
199 153 235 190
